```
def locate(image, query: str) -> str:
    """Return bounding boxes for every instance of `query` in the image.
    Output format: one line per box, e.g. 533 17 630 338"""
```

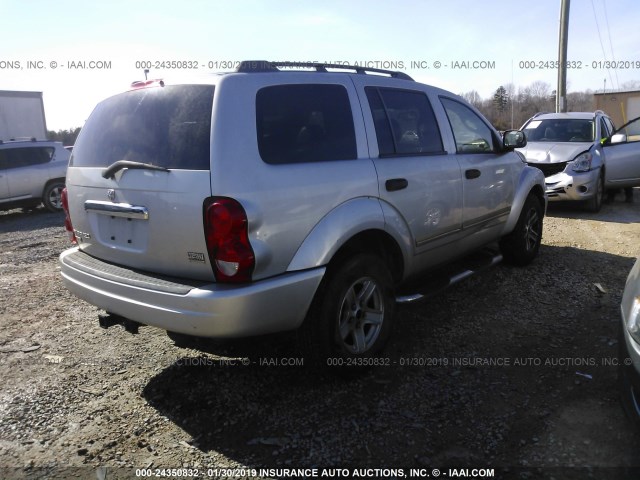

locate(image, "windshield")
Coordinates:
524 118 594 143
70 85 214 169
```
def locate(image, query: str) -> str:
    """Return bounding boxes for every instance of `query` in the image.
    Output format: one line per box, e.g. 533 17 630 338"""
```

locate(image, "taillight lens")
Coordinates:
203 198 254 283
61 187 77 244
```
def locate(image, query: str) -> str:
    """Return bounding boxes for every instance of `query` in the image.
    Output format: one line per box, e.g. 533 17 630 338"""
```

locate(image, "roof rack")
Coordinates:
0 137 37 144
236 60 414 81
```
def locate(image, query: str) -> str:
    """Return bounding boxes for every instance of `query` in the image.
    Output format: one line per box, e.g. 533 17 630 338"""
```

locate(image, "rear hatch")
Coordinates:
65 83 215 281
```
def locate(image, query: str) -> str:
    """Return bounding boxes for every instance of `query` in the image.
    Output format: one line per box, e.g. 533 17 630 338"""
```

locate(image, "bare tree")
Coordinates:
460 90 483 109
620 80 640 91
567 90 593 112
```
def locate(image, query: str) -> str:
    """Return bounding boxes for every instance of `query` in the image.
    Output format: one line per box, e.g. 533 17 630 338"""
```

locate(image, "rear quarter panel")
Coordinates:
209 73 380 281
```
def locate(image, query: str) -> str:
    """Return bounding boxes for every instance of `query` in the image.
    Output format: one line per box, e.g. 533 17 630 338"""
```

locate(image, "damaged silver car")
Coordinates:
519 111 640 212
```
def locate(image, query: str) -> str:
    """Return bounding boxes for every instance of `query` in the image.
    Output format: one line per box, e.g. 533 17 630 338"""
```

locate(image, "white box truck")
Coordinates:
0 90 47 141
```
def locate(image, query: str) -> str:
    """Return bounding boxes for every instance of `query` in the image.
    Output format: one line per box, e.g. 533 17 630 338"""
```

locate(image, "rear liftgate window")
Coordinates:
256 84 357 164
70 85 214 170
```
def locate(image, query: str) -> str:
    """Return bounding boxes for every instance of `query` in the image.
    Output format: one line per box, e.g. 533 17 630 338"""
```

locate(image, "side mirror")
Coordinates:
503 130 526 150
610 133 627 144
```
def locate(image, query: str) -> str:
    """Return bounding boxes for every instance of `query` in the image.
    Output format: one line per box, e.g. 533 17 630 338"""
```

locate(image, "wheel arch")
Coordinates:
327 229 405 285
42 177 66 195
504 166 547 234
286 197 408 285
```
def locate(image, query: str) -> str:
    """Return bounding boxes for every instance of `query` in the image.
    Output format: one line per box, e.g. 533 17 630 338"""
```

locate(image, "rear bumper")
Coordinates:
59 248 324 338
544 169 600 202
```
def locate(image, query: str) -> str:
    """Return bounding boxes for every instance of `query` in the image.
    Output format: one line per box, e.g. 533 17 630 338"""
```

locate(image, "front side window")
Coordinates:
365 87 443 156
0 146 54 170
440 97 494 153
256 84 357 164
523 118 594 143
71 85 214 170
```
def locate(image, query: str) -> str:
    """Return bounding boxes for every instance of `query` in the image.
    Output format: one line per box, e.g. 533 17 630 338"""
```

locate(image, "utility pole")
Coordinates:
556 0 570 112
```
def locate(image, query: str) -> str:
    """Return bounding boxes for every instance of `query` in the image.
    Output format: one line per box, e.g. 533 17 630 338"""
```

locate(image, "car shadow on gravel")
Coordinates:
138 244 640 470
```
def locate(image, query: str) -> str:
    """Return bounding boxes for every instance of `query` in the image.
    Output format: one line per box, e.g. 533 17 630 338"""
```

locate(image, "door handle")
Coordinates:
385 178 408 191
465 169 481 179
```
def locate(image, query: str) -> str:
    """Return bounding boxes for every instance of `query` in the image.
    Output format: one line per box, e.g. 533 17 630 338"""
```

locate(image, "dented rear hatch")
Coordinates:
65 83 216 281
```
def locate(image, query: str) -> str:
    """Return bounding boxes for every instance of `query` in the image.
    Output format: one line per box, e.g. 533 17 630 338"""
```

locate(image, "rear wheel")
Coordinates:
42 181 65 212
618 331 640 430
586 173 604 213
500 194 543 266
300 253 395 367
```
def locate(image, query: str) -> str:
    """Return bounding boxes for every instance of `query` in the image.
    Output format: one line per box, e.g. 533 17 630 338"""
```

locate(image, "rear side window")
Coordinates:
71 85 214 169
256 84 357 164
365 87 443 156
0 146 54 170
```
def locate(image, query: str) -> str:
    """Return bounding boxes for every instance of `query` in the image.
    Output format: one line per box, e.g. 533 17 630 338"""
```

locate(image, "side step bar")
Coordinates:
396 251 503 304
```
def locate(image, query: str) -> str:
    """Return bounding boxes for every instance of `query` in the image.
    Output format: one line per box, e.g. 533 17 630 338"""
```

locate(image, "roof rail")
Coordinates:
532 112 552 118
236 60 414 81
1 137 38 143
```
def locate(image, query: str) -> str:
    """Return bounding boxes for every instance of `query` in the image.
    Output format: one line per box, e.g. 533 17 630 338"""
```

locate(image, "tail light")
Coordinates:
61 187 77 244
203 197 255 283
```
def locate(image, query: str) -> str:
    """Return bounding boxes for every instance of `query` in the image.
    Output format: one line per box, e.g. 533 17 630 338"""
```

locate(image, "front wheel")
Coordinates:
500 194 543 266
300 254 395 365
585 172 604 213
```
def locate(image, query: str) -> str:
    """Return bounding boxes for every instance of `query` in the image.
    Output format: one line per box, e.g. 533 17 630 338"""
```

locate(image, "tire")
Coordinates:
585 172 604 213
500 194 543 266
299 254 395 366
619 366 640 430
42 181 65 212
618 330 640 430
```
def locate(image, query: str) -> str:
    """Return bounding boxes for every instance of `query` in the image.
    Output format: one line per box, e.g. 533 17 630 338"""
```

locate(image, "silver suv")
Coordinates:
59 61 547 362
620 256 640 428
0 139 70 212
519 111 640 212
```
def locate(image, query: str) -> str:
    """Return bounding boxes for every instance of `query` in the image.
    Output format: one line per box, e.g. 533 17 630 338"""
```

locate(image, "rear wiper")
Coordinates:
102 160 170 179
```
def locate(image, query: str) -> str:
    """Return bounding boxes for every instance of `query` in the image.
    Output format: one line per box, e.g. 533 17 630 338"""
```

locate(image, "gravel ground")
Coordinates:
1 191 640 480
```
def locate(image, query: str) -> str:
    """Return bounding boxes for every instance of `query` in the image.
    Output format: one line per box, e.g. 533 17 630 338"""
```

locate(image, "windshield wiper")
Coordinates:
102 160 170 179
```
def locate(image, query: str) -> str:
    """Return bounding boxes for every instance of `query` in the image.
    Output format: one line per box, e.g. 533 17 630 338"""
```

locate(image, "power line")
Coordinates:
590 0 616 91
601 0 620 90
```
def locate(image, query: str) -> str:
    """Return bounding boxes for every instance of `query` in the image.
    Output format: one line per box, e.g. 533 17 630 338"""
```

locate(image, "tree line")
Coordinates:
47 127 81 146
467 80 640 131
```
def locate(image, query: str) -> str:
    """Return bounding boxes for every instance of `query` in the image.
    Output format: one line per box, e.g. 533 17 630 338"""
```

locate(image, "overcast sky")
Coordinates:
1 0 638 131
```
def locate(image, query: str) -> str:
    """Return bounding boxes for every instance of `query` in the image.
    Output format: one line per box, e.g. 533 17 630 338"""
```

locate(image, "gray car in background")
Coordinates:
0 139 70 212
519 111 640 212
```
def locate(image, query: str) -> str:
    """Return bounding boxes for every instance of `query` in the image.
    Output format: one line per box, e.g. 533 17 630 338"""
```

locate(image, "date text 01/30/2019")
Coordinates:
519 60 640 70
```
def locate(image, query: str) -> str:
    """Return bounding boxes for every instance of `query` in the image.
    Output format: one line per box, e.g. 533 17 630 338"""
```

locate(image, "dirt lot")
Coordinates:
1 191 640 480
